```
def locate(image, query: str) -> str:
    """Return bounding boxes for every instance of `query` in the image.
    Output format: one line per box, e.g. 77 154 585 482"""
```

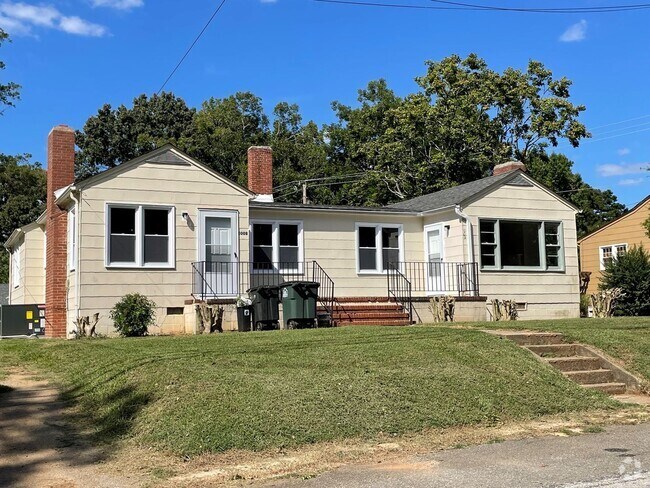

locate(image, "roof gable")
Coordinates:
75 145 253 197
578 194 650 244
389 170 576 213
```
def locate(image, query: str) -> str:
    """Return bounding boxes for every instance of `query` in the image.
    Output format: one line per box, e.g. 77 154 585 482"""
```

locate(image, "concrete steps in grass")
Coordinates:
488 331 641 396
319 298 412 326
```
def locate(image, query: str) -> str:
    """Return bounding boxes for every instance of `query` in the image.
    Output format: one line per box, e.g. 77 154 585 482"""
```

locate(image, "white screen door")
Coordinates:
425 225 445 294
199 210 238 296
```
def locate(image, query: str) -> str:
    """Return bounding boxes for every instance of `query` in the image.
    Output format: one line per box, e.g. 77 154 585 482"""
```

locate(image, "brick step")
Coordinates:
526 344 581 357
546 356 602 372
583 382 627 395
334 297 391 303
337 318 412 326
564 369 614 385
319 304 403 313
505 332 565 346
331 312 410 320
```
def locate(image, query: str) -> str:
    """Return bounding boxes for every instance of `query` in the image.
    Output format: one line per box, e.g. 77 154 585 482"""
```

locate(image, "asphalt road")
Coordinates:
268 424 650 488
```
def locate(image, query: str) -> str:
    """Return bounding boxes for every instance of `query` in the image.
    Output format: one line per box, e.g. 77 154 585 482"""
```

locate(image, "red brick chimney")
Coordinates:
45 125 75 338
493 161 527 176
247 146 273 201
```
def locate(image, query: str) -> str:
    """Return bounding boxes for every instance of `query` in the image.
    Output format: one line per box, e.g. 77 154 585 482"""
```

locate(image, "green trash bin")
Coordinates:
247 286 280 331
280 281 320 329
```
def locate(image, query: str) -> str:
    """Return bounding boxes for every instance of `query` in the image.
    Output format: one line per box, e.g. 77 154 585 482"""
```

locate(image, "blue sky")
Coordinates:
0 0 648 207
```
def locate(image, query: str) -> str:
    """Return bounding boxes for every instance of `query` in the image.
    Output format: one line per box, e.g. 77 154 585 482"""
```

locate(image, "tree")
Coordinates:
526 152 626 237
75 92 196 179
0 154 47 282
184 92 269 185
600 245 650 316
643 213 650 239
0 29 20 115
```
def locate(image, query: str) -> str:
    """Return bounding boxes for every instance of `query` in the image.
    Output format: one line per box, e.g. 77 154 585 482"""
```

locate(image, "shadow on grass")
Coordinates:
0 376 153 487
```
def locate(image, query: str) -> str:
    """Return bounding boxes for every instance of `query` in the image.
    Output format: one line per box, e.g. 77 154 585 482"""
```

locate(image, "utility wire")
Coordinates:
157 0 229 94
315 0 650 13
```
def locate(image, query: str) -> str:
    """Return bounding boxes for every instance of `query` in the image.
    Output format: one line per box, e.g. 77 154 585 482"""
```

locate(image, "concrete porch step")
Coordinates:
564 369 614 385
546 356 602 372
320 304 403 313
583 382 627 395
337 318 412 326
499 332 565 346
331 312 410 321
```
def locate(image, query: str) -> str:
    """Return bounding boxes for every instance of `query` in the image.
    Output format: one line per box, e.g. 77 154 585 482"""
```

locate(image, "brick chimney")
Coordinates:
45 125 75 338
493 161 527 176
247 146 273 202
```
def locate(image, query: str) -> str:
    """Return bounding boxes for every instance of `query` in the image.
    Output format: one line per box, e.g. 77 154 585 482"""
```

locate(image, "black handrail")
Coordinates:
390 262 480 296
387 263 413 324
192 261 336 319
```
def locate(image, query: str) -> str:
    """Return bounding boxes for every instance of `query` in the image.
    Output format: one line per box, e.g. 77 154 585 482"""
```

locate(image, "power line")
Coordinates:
315 0 650 13
588 113 650 131
157 0 229 95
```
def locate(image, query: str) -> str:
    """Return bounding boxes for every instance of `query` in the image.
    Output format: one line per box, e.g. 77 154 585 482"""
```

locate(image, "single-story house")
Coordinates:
578 194 650 294
5 125 581 337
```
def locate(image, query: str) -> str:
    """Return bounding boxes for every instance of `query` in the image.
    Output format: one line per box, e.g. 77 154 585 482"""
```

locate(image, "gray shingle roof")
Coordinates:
388 171 519 212
250 201 416 213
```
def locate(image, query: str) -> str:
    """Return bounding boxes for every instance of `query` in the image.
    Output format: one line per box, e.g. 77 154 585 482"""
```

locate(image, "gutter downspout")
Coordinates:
70 187 81 323
454 205 475 264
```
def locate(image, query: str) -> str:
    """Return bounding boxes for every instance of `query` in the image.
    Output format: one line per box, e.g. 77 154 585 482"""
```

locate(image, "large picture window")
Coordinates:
479 219 564 271
251 220 303 272
106 204 175 268
356 223 403 273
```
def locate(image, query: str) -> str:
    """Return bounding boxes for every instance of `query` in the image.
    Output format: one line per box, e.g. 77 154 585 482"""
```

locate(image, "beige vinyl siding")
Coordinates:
250 209 423 297
465 182 580 320
76 160 251 336
423 210 465 263
9 226 45 305
579 198 650 295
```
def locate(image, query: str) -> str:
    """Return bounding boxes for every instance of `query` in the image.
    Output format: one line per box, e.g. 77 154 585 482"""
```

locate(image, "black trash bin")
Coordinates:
247 286 280 330
280 281 320 329
236 305 252 332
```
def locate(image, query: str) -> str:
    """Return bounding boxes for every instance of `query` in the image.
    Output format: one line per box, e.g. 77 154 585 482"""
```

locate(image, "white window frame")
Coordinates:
105 203 176 269
250 219 304 274
68 205 77 272
599 243 627 271
478 218 565 272
11 243 20 289
355 222 405 275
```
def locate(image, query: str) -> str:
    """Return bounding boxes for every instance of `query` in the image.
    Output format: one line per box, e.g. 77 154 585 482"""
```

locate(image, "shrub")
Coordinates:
600 245 650 316
110 293 157 337
579 293 590 317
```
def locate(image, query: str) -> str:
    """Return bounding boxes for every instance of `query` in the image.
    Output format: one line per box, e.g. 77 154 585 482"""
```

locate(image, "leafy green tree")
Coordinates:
0 29 20 115
0 154 46 282
184 92 269 184
526 152 626 237
75 92 196 179
601 245 650 316
643 213 650 239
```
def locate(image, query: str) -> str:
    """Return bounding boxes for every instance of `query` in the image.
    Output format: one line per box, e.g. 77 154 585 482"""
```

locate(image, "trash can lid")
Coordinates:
247 285 280 293
280 281 320 287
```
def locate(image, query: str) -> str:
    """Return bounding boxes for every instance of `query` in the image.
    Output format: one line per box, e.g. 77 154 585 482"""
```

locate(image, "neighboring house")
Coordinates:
4 125 581 338
0 284 9 306
578 195 650 295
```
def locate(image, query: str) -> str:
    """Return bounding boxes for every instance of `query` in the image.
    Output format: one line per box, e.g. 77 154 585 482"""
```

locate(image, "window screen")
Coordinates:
279 224 299 269
252 223 273 269
144 209 169 264
109 207 136 263
358 226 377 271
381 227 400 271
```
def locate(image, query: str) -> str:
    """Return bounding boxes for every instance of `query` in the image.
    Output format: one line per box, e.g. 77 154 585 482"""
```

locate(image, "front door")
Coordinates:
199 210 239 296
425 224 445 294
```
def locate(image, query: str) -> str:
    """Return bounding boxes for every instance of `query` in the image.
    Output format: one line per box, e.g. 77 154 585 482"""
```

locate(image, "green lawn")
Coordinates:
468 317 650 382
0 326 618 455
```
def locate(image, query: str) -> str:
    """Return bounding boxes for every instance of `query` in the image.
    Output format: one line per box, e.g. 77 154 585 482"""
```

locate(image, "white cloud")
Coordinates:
618 178 645 186
617 148 631 156
597 162 650 177
91 0 143 10
0 2 108 36
559 20 587 42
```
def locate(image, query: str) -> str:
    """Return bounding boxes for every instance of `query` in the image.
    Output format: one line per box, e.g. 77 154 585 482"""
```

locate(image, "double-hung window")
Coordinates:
356 223 403 273
106 204 175 268
251 220 303 272
68 205 77 271
479 219 564 271
599 243 627 270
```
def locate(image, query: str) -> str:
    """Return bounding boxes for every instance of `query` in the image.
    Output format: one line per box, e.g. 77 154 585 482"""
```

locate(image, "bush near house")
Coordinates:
600 245 650 317
0 326 616 455
110 293 156 337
